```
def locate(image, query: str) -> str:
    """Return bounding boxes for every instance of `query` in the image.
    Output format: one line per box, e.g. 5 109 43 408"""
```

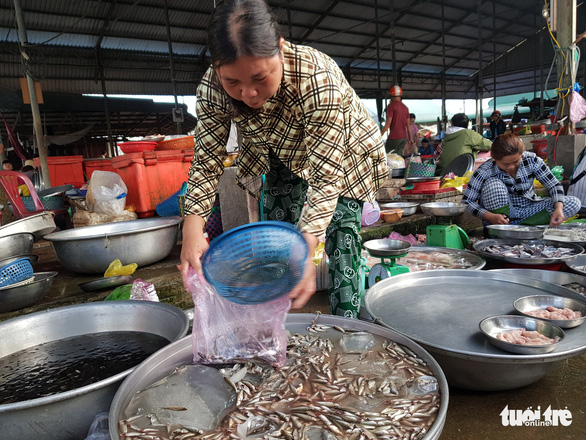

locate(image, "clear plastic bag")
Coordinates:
86 170 127 215
185 268 290 367
129 278 159 301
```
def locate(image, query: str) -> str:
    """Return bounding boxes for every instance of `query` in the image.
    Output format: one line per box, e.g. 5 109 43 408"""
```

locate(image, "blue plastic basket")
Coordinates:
0 258 34 288
156 182 187 217
202 221 308 304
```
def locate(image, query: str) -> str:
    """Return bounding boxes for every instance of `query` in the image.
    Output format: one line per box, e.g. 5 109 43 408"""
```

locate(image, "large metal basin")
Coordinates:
44 217 183 273
0 301 189 440
365 270 586 391
109 313 449 440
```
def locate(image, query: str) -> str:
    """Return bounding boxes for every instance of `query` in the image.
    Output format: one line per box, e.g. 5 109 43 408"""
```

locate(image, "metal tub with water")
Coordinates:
109 313 449 440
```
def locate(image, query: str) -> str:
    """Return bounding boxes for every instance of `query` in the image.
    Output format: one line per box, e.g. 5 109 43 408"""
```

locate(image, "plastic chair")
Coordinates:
0 170 73 229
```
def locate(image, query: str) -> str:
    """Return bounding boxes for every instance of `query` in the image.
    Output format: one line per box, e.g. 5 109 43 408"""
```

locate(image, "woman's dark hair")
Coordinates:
208 0 282 68
491 133 525 160
421 137 429 144
409 113 416 119
450 113 469 128
21 165 34 172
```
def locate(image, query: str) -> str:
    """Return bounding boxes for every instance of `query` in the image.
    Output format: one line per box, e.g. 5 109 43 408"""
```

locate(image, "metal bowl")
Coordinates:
365 269 586 390
380 202 419 216
474 238 584 265
0 301 189 440
0 272 57 313
486 224 544 240
513 295 586 329
109 314 449 440
566 254 586 276
406 176 441 183
364 238 411 257
0 212 57 241
78 275 133 293
0 233 35 260
420 202 467 217
44 217 183 273
0 254 39 268
479 315 565 355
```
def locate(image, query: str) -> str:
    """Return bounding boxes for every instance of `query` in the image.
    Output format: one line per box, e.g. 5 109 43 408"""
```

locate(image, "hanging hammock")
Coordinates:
1 114 31 161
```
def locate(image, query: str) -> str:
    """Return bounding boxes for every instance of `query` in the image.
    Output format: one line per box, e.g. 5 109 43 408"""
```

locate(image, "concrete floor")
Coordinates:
1 239 585 440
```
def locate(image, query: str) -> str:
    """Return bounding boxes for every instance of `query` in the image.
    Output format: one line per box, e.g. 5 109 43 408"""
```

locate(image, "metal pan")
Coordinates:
363 238 411 257
566 254 586 277
486 224 545 240
78 275 133 293
490 268 586 297
540 224 586 246
364 269 586 390
473 238 584 265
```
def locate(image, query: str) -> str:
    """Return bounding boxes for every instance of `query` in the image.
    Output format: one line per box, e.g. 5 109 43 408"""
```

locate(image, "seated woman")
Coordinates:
462 133 581 226
418 137 434 156
436 113 492 176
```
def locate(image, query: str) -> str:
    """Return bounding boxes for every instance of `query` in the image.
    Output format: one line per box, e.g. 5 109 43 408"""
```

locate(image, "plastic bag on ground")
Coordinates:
86 170 127 215
130 278 159 301
84 412 109 440
185 268 290 367
104 258 137 277
388 231 418 246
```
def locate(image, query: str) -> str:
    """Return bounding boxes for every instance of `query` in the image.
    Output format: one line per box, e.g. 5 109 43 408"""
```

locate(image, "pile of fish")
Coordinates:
119 316 441 440
497 328 559 346
396 251 475 271
481 243 578 259
563 282 586 296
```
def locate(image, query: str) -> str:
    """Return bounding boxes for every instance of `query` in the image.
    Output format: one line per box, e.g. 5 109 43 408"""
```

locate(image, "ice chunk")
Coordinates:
304 426 340 439
124 364 236 432
409 375 438 396
339 331 375 351
236 416 278 439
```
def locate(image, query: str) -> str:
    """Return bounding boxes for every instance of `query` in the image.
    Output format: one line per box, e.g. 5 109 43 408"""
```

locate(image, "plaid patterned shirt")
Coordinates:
462 151 565 218
185 41 388 237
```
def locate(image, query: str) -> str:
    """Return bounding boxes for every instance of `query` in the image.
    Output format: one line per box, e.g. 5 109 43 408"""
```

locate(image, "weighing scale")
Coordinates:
362 239 411 287
421 203 469 250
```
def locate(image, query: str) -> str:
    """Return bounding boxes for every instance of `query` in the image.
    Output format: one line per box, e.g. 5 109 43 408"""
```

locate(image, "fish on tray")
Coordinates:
482 243 578 259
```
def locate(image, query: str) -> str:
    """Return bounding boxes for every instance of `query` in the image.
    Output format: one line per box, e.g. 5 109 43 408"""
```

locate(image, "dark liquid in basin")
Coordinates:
0 331 169 404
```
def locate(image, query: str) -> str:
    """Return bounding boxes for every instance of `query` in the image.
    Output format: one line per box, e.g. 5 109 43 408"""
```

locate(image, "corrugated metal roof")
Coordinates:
0 0 582 102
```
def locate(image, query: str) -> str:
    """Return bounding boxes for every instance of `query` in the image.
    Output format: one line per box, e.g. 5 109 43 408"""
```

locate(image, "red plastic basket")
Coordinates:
155 136 194 151
118 141 158 154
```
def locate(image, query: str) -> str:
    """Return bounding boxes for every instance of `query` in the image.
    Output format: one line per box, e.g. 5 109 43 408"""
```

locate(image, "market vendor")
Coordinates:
462 133 581 226
179 0 388 317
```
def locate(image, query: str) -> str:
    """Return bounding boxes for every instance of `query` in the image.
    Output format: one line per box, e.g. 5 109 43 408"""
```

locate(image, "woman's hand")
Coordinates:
549 203 565 227
289 232 318 309
179 214 208 278
483 212 510 225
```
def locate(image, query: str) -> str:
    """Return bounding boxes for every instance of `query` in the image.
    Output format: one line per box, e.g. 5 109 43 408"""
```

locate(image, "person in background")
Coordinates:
101 151 108 158
462 133 581 226
381 85 413 154
418 137 434 156
179 0 388 318
436 113 491 176
409 113 420 147
2 159 13 171
489 110 506 141
20 159 36 180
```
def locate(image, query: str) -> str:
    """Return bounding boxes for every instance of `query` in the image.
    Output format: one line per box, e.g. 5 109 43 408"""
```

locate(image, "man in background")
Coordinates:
381 85 413 154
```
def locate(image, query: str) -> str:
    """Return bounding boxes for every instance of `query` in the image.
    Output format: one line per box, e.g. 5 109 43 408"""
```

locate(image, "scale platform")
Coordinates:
363 239 411 287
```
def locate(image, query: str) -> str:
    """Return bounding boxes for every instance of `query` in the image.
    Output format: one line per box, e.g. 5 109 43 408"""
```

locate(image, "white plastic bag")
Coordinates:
86 170 127 215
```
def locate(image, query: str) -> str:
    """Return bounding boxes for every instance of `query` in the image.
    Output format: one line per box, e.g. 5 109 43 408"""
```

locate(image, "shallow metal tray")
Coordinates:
473 238 584 265
364 270 586 390
540 224 586 246
406 176 441 183
565 254 586 277
490 268 586 296
363 238 411 257
420 202 467 217
486 224 544 240
78 275 133 293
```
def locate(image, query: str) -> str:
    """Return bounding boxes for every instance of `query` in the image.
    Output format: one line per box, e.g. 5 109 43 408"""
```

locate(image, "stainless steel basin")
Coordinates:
0 271 57 313
44 217 183 273
0 301 189 440
109 314 449 440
